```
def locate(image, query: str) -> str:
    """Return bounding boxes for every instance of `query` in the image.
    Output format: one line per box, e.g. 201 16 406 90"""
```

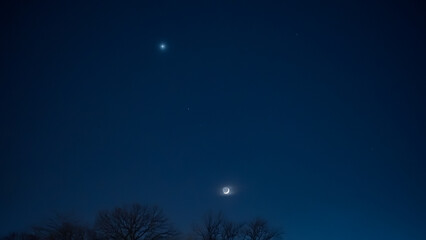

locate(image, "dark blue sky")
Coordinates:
1 1 426 239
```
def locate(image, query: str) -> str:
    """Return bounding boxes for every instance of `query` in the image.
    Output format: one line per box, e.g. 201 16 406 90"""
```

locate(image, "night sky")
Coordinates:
1 1 426 239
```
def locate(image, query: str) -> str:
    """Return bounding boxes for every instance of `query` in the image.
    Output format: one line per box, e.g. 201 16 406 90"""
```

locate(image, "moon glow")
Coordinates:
222 187 230 195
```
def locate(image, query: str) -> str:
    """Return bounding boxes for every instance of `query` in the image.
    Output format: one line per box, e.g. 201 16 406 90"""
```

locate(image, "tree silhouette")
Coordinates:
1 205 283 240
242 219 280 240
193 212 224 240
221 220 243 240
95 204 177 240
193 213 282 240
193 213 246 240
32 215 92 240
1 232 39 240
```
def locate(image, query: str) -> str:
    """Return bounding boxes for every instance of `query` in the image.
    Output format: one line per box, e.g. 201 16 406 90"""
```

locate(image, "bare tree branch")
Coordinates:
221 221 243 240
33 215 92 240
95 203 178 240
242 219 281 240
193 212 224 240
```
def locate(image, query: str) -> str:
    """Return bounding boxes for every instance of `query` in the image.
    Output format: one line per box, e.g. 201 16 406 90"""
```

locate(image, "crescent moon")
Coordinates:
223 187 230 195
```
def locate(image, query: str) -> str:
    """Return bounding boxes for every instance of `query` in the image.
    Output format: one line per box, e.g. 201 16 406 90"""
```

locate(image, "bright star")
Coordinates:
159 43 167 51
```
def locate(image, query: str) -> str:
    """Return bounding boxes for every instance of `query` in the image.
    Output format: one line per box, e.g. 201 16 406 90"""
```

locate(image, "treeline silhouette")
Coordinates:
1 203 282 240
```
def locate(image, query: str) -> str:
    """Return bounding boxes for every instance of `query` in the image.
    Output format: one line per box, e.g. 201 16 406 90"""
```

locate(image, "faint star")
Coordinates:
159 42 167 51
